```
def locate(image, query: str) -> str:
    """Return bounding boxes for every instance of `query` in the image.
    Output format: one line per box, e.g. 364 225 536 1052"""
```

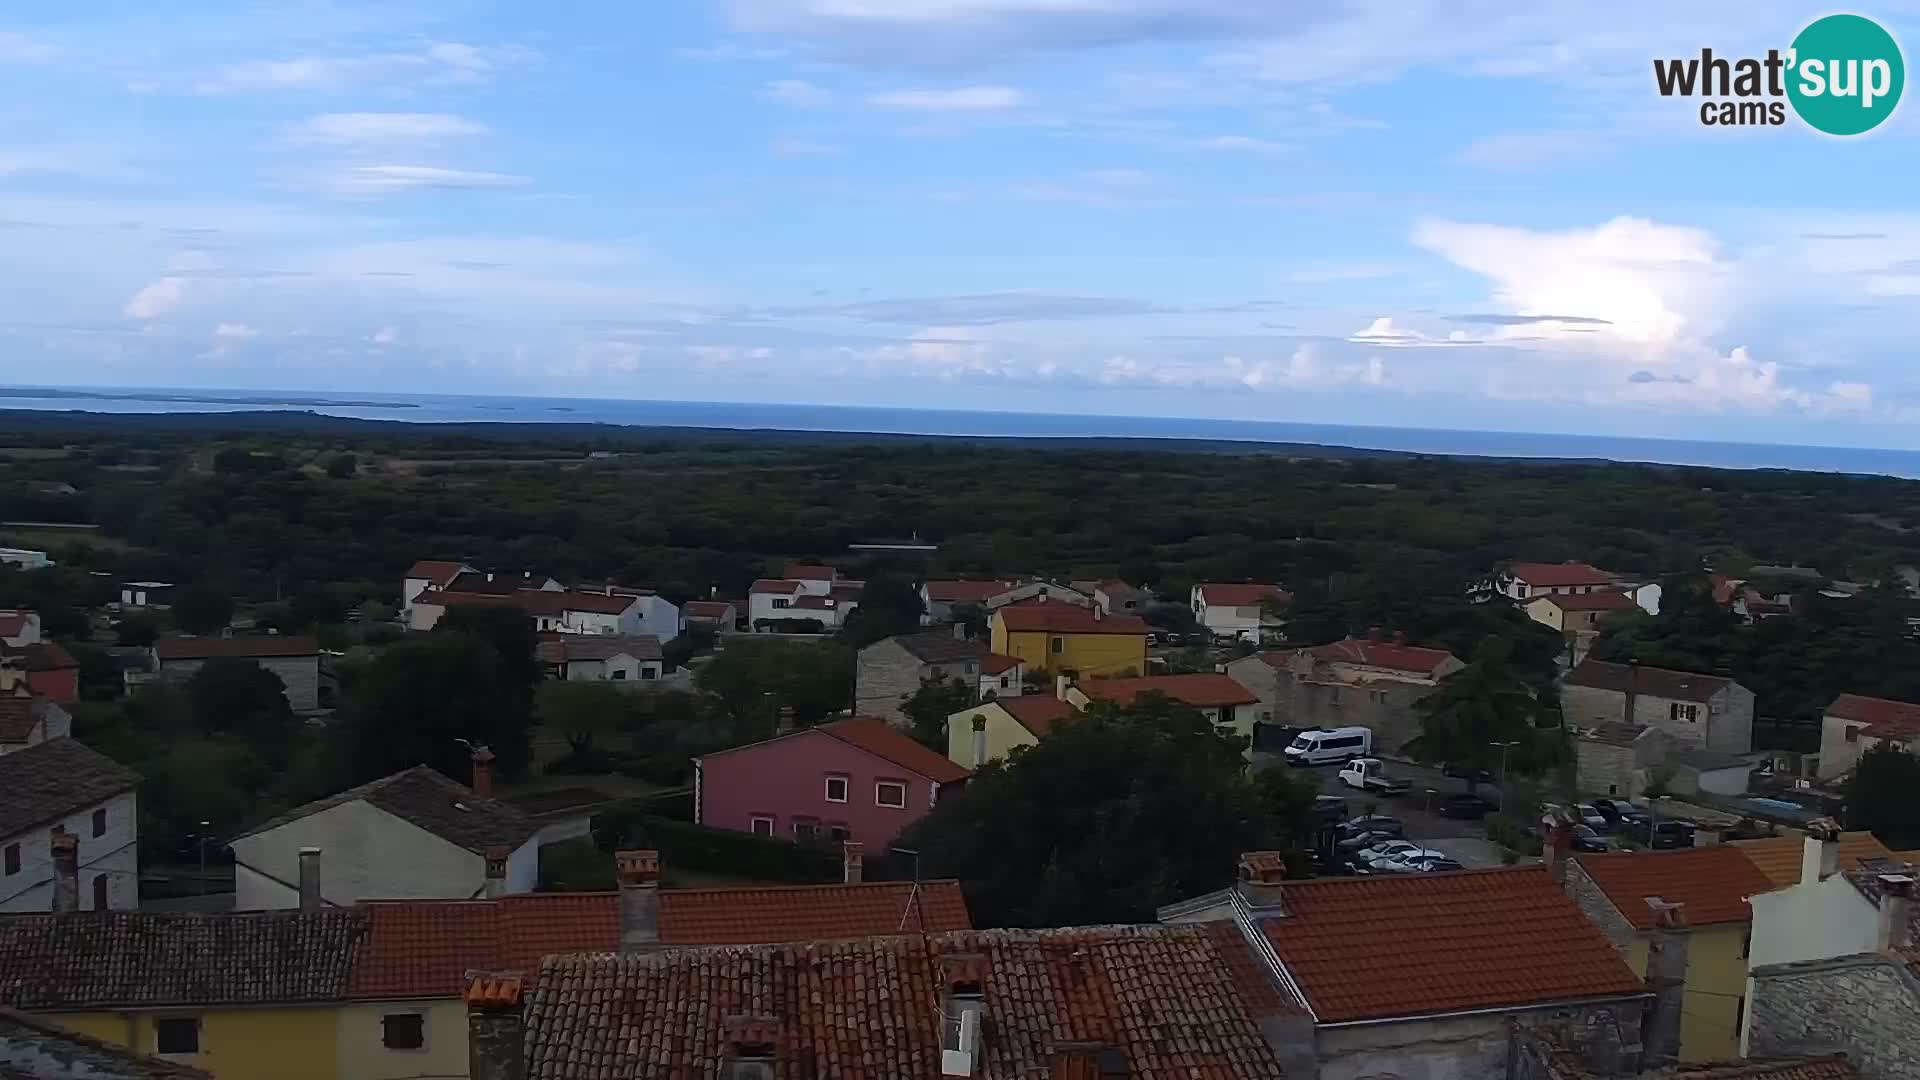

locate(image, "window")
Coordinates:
749 815 774 836
155 1018 200 1055
1515 583 1529 597
92 873 108 910
824 775 849 803
611 668 627 680
999 676 1010 689
1050 636 1064 655
92 808 107 837
964 663 976 675
1670 703 1698 722
641 667 656 680
875 781 908 808
772 598 790 609
1845 725 1860 743
3 843 17 876
383 1013 425 1051
1328 687 1341 706
827 824 849 841
792 818 820 839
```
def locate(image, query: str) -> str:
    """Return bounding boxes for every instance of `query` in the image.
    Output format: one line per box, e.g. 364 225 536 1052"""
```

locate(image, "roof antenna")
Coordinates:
892 846 927 937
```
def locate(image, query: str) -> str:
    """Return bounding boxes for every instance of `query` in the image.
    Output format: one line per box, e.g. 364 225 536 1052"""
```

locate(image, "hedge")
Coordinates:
592 811 843 883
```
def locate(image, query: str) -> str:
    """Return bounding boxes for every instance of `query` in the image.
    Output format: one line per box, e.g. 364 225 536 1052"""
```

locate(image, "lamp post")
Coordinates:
1491 741 1520 810
197 820 211 897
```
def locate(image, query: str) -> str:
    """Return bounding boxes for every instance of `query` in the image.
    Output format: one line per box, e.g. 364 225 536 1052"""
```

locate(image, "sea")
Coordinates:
2 385 1918 479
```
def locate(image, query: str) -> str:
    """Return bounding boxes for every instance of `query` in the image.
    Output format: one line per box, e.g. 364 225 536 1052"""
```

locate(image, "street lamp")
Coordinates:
1490 741 1520 810
197 820 211 897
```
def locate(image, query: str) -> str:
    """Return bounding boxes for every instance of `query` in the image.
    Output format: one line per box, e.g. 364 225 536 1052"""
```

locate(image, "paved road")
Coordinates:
1289 758 1511 867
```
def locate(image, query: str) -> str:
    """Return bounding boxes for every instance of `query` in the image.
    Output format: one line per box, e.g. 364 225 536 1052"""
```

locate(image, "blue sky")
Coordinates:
3 2 1920 446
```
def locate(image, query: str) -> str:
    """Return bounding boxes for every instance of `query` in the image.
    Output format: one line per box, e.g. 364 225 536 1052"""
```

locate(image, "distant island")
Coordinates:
0 388 419 409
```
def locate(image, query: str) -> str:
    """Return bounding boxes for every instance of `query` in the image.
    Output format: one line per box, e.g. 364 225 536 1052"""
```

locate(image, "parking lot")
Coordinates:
1293 757 1520 870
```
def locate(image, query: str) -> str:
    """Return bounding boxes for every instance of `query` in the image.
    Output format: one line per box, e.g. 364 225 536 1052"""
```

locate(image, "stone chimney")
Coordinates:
1391 630 1406 645
841 840 864 885
49 828 78 913
1800 819 1843 886
470 746 496 799
464 970 527 1080
298 846 322 910
776 705 796 736
1542 818 1574 884
1236 851 1287 914
1877 874 1915 952
1366 626 1382 641
482 846 510 900
616 849 660 952
971 715 989 769
1642 899 1690 1068
1623 659 1640 725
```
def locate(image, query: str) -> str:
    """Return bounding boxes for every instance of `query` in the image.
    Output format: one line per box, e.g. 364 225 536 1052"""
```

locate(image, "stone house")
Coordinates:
1561 660 1754 755
1572 723 1676 800
854 626 1022 723
1228 635 1464 755
152 636 323 713
0 738 140 913
1816 692 1920 780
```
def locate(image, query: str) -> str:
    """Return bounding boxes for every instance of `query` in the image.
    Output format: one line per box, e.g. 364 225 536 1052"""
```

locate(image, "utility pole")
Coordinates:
1491 741 1519 810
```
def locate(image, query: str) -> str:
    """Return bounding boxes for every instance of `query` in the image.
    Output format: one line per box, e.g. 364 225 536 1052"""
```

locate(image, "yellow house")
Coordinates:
947 695 1079 769
1564 847 1777 1062
0 909 363 1080
990 603 1149 678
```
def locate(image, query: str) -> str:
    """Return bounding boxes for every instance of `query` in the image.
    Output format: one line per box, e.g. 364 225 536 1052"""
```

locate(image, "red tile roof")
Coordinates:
995 604 1150 636
923 578 1019 603
980 652 1022 675
404 560 468 586
1197 583 1291 607
1506 561 1617 587
749 578 802 595
995 695 1078 737
1083 673 1258 709
349 882 970 998
1303 638 1458 675
1566 659 1733 703
1732 831 1892 887
1573 847 1775 929
819 717 971 783
0 611 33 639
153 635 319 660
4 640 77 671
415 588 638 618
1532 590 1638 612
1826 693 1920 739
1665 1057 1858 1079
523 926 1291 1079
683 600 735 618
1258 866 1644 1023
783 562 835 581
0 695 40 743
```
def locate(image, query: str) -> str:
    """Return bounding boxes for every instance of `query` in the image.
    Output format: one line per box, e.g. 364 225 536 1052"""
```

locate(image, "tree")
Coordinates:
1407 635 1566 791
334 633 534 783
115 613 159 647
290 583 346 628
1848 745 1920 849
185 657 300 768
837 572 926 647
901 676 976 750
695 638 852 729
437 606 541 705
172 584 234 635
325 453 357 479
900 696 1314 927
535 681 636 756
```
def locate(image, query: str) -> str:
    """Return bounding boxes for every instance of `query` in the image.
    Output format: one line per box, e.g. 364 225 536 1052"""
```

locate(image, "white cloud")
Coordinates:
213 322 258 339
766 79 834 107
869 86 1023 110
1096 344 1388 390
195 43 528 94
1347 316 1477 347
316 165 531 197
0 31 56 64
123 278 186 319
1193 134 1294 154
770 136 844 157
286 113 489 146
371 326 398 345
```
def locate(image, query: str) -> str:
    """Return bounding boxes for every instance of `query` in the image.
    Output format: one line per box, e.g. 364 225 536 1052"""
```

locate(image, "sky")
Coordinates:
3 2 1920 447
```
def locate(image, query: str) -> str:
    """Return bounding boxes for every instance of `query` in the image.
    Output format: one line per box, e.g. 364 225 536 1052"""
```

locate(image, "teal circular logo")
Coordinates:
1787 14 1905 135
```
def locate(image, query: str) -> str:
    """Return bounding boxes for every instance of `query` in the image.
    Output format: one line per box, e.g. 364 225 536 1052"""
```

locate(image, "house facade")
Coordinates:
535 634 664 683
1493 561 1622 601
400 560 471 620
116 582 173 609
854 627 1019 722
0 739 139 913
0 679 71 755
695 717 968 848
1571 723 1674 800
681 599 736 628
1239 636 1464 755
917 578 1018 624
1523 590 1638 634
0 1007 211 1080
989 601 1149 677
1093 579 1151 616
1071 672 1259 740
1561 660 1754 755
0 610 41 647
747 578 853 630
1817 692 1920 780
2 640 79 705
152 636 322 713
1190 583 1290 641
945 694 1076 769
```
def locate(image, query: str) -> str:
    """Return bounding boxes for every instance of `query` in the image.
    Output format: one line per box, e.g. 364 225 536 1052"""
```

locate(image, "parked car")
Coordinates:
1443 763 1496 784
1283 725 1374 766
1437 793 1497 819
1574 803 1610 831
1341 814 1406 836
1313 795 1350 823
1339 758 1412 797
1571 825 1610 853
1335 829 1402 854
1589 798 1633 823
1367 847 1451 873
1407 857 1465 873
1629 819 1697 850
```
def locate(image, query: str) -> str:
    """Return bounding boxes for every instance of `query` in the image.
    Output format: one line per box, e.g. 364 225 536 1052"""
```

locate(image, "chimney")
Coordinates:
1092 605 1102 621
615 849 660 952
1800 820 1842 886
1392 630 1405 645
485 572 494 583
482 846 509 899
721 1014 781 1072
776 705 796 735
464 971 527 1080
1877 874 1915 951
953 621 966 641
709 585 717 599
470 746 496 799
1055 675 1071 701
49 829 78 913
971 715 989 769
1642 899 1690 1068
1235 851 1287 914
1366 625 1382 641
298 846 322 910
1543 820 1573 884
842 840 863 885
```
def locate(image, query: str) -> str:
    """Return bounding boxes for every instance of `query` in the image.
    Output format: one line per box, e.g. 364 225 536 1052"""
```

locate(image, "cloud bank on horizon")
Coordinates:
1 0 1919 446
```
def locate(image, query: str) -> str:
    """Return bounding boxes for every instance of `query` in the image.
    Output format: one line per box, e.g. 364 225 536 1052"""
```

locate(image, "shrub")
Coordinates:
1484 812 1543 856
591 811 842 883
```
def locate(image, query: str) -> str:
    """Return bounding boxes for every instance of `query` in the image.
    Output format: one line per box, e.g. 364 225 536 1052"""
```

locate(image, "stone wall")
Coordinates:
1574 740 1642 800
1563 860 1639 956
1317 999 1645 1080
1560 683 1755 755
1747 954 1920 1078
159 654 320 712
853 638 930 723
1278 675 1430 755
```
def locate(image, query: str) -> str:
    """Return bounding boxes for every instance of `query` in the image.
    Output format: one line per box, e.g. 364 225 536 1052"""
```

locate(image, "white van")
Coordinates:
1282 726 1373 766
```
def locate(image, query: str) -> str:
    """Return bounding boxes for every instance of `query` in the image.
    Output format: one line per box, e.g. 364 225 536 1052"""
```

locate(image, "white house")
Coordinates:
1817 692 1920 780
228 749 589 908
0 738 140 913
0 611 39 647
0 548 52 570
979 653 1025 700
583 585 680 642
1190 583 1290 641
1491 560 1621 602
749 578 852 630
0 687 71 755
117 581 173 609
401 559 471 619
538 634 665 683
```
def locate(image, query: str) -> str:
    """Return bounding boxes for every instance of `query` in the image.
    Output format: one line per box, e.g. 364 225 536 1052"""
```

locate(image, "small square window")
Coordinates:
383 1013 425 1051
92 808 107 837
611 668 628 680
155 1018 200 1055
3 843 17 876
827 824 849 841
793 819 819 840
876 781 908 808
640 668 656 680
824 775 849 803
749 815 774 836
1845 725 1860 743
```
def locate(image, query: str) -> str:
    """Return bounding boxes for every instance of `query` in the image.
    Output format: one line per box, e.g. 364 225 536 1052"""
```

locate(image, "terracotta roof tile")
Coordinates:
994 605 1150 635
683 600 735 618
0 641 76 671
1197 583 1291 607
0 613 31 640
980 652 1022 675
995 696 1077 737
0 695 40 744
1574 847 1775 929
1303 638 1459 675
1565 659 1733 703
1083 673 1259 709
153 635 319 660
405 560 468 586
819 717 972 783
1533 590 1639 612
783 563 836 581
886 629 986 665
0 1006 212 1079
1259 866 1644 1023
534 634 661 663
0 738 139 837
523 926 1291 1079
1664 1057 1859 1079
1732 831 1893 887
1506 561 1618 587
0 911 366 1009
923 579 1020 604
234 765 539 853
789 594 837 611
749 578 802 595
1825 693 1920 739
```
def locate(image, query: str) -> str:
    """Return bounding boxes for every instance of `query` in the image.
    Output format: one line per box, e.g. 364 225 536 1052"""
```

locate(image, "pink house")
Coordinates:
695 717 970 849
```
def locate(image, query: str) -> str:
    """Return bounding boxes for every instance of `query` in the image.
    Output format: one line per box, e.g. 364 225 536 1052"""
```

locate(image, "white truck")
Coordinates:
1338 758 1412 797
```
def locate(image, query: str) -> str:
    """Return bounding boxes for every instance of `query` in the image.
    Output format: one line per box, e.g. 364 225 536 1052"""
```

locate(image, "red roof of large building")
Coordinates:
922 579 1021 604
1303 638 1458 675
1083 673 1258 709
682 600 735 618
1258 866 1643 1023
1531 590 1638 612
749 578 803 595
1197 583 1292 607
1505 561 1618 587
1574 847 1775 929
154 636 319 661
994 695 1078 738
1826 693 1920 739
980 652 1022 675
995 604 1149 636
783 563 835 581
404 560 469 586
817 716 971 783
349 882 971 998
